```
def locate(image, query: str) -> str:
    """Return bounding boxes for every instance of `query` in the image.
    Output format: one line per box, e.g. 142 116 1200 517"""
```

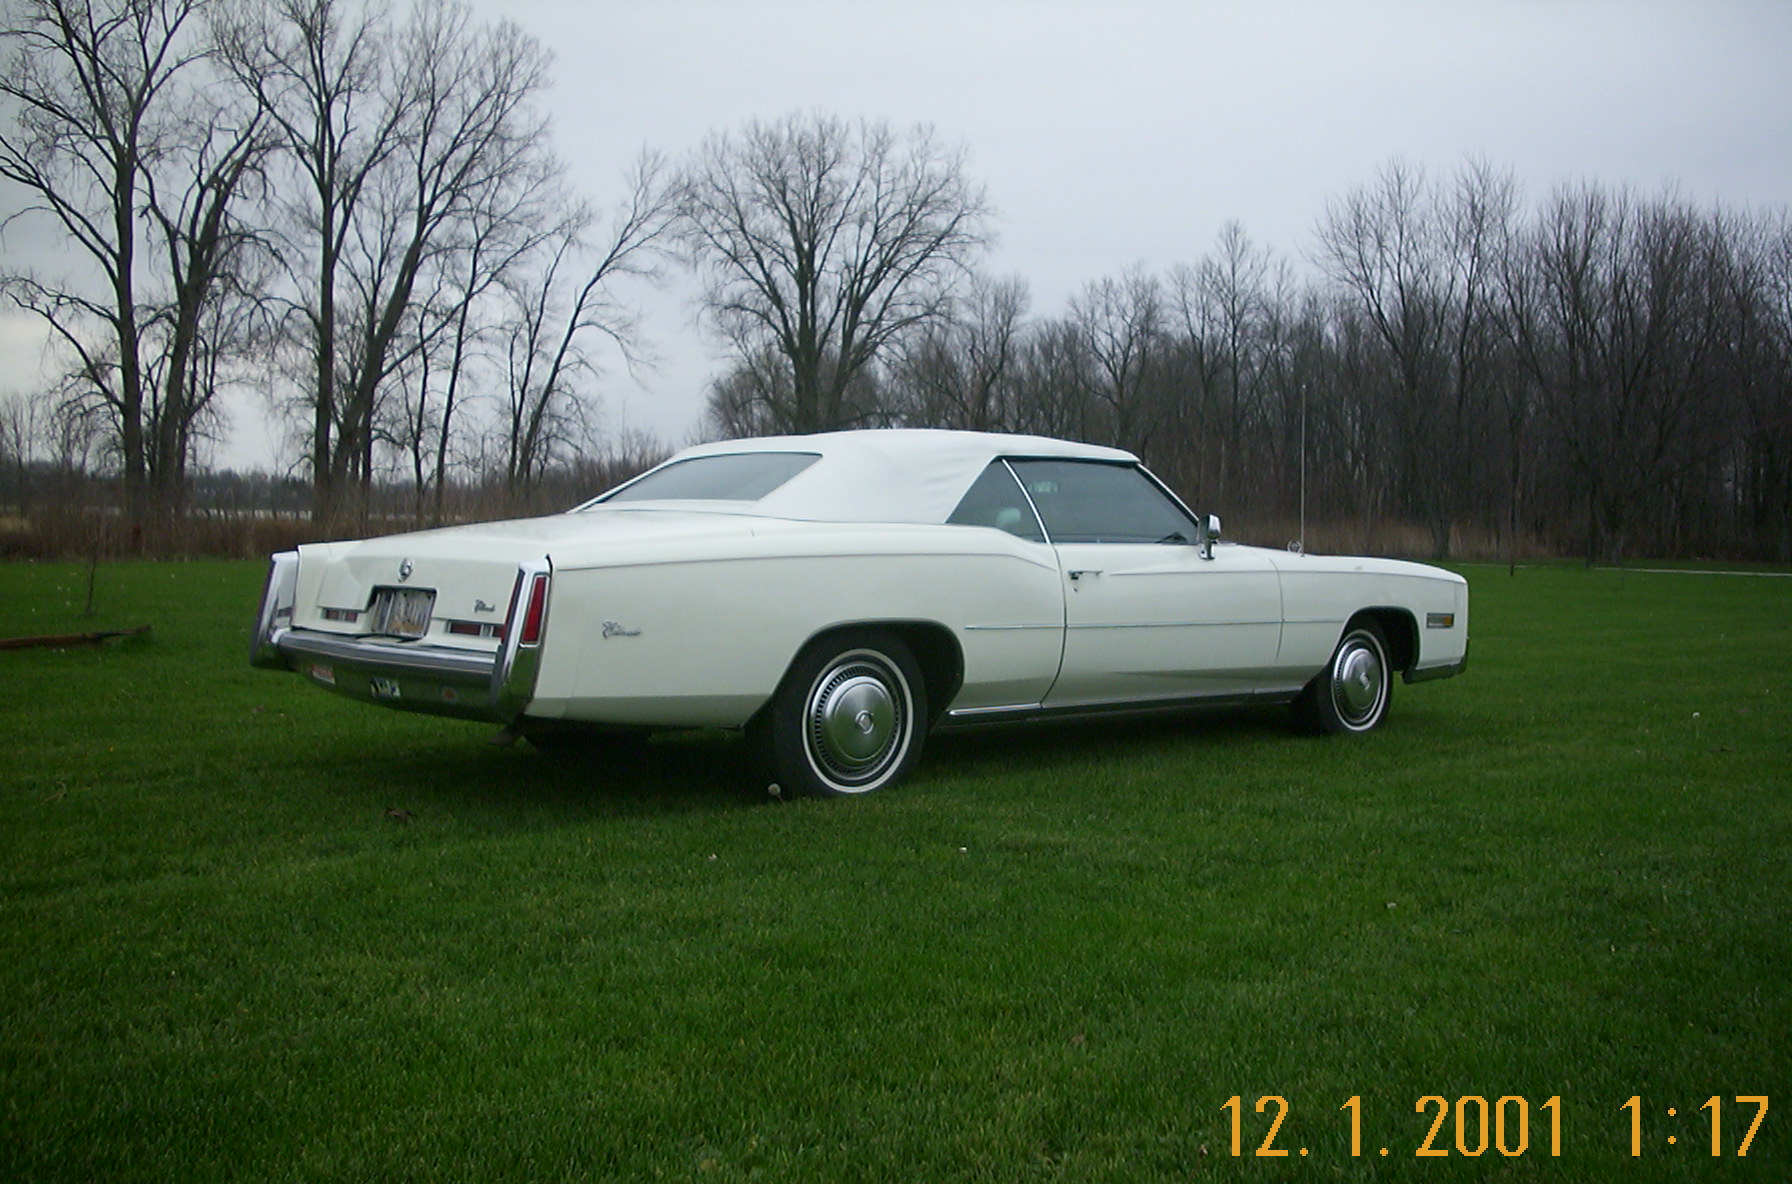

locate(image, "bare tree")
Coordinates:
1740 214 1792 560
886 272 1028 430
140 77 272 510
409 138 560 522
1254 268 1319 521
0 0 215 531
1006 317 1093 442
549 425 668 505
1170 222 1280 508
0 388 51 516
703 346 794 440
1507 184 1732 561
1316 160 1507 556
336 4 551 508
496 155 674 497
1067 265 1171 457
214 0 402 523
677 112 990 434
382 307 437 521
220 0 553 526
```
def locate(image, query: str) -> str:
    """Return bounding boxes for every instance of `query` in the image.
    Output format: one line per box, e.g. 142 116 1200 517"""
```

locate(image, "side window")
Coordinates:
1006 459 1197 544
946 461 1046 542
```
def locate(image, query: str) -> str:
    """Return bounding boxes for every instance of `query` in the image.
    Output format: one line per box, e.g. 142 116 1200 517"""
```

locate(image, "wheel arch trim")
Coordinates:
756 619 964 732
1346 606 1418 676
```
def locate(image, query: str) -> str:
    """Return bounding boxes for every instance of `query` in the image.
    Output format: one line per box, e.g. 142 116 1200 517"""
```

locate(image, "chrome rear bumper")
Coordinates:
250 550 550 723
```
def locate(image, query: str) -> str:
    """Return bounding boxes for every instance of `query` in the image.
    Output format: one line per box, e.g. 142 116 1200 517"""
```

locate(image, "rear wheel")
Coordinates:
759 631 927 797
1298 622 1392 734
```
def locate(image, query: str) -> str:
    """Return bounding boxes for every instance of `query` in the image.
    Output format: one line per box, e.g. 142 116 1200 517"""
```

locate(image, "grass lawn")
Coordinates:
2 558 1788 1182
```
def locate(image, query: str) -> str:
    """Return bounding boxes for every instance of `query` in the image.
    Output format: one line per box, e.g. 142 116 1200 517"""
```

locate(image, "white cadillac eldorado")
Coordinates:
251 429 1467 796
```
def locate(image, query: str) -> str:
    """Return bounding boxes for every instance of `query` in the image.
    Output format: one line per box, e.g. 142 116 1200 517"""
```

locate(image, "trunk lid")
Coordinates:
294 509 765 639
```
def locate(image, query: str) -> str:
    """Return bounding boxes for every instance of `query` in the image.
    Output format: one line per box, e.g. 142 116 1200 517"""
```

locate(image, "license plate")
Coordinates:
370 587 435 638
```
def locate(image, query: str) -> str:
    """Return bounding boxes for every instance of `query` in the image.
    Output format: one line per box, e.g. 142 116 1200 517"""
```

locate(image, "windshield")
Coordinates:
596 452 820 504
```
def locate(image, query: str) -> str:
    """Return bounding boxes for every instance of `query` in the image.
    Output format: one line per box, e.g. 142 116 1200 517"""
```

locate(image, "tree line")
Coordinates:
1056 168 1783 562
3 0 1789 563
697 146 1791 564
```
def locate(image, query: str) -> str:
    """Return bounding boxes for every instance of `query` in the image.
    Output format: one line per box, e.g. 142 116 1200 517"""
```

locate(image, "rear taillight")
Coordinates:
518 572 549 646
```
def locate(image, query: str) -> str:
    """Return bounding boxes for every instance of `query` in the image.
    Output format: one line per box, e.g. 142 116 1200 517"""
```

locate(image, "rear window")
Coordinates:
597 452 820 503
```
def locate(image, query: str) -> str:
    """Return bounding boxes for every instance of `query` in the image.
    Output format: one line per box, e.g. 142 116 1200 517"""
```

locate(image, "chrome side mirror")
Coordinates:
1201 514 1221 560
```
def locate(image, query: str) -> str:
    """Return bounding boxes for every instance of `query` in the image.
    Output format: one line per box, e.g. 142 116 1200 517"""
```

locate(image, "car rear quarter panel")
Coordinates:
527 524 1065 727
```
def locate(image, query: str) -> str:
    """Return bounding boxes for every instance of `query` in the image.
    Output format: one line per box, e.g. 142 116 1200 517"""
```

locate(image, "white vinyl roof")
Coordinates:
618 429 1138 524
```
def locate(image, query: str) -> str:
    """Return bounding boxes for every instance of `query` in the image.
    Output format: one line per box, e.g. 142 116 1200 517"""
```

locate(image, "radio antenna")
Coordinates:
1297 382 1307 555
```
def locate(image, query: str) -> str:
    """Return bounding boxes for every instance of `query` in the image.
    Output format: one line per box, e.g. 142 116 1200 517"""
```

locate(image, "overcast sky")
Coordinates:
483 0 1792 452
4 0 1790 468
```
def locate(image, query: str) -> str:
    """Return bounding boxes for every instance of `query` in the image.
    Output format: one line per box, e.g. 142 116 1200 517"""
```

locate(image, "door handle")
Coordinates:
1068 569 1102 581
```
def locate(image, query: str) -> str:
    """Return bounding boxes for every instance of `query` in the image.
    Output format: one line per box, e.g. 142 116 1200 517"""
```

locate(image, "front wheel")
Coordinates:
1298 622 1392 734
758 631 928 798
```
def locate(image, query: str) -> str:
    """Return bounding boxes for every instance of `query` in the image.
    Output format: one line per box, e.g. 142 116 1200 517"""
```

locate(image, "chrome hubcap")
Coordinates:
1330 634 1386 728
806 654 907 786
